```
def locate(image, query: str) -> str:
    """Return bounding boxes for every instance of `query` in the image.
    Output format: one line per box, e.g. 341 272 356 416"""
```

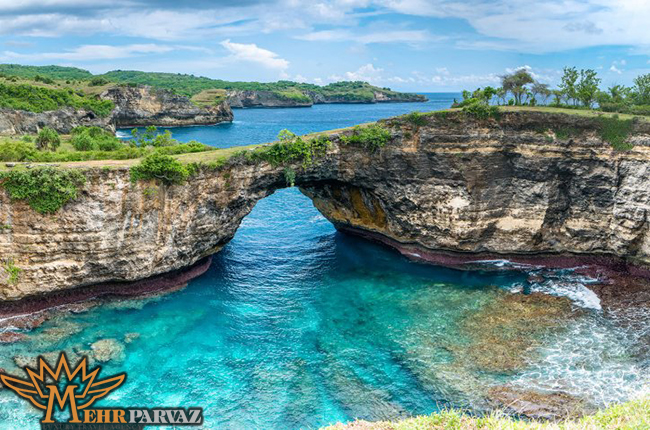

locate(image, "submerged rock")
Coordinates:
90 338 125 363
487 385 595 420
454 292 575 373
124 332 140 344
0 331 26 344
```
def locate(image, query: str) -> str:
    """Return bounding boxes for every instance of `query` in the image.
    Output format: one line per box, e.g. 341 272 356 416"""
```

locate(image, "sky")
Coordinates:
0 0 649 91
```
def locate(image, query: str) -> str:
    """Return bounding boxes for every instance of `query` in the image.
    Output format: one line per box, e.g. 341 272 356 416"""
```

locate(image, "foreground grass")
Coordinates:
323 396 650 430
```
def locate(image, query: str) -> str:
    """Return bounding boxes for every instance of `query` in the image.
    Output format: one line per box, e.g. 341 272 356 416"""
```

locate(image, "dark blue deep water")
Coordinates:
1 94 649 429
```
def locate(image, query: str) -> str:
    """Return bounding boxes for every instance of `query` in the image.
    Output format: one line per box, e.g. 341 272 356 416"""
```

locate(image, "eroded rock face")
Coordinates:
0 107 114 135
226 89 427 108
101 85 233 127
2 111 650 301
226 90 313 108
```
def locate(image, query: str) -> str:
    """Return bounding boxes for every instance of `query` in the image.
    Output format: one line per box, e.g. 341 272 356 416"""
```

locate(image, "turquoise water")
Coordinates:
1 94 649 428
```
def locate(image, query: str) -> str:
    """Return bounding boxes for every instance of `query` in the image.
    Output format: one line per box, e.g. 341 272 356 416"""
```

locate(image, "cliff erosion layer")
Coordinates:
2 110 650 301
101 85 233 127
0 85 233 135
0 107 115 135
226 89 427 108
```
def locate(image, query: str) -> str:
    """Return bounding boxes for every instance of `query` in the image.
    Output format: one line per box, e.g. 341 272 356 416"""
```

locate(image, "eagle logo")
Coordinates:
0 352 126 423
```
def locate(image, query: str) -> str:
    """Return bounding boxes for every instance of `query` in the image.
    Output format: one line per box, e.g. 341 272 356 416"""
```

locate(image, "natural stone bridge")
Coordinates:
2 110 650 305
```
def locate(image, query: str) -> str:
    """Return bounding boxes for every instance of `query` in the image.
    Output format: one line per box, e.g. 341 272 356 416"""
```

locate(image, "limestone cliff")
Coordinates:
226 90 312 108
226 89 427 108
0 107 114 135
2 110 650 302
100 85 233 127
0 85 233 135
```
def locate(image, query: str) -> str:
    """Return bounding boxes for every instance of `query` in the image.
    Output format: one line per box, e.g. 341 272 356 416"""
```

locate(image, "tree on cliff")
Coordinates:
632 73 650 105
501 69 534 105
576 69 601 108
559 67 579 106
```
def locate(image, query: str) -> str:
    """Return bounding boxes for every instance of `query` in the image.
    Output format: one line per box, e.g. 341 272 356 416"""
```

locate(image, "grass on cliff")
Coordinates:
0 81 114 116
0 166 86 214
0 129 216 164
323 396 650 430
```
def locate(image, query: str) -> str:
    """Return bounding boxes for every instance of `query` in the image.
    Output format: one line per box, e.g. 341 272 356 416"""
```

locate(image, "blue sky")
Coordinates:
0 0 649 91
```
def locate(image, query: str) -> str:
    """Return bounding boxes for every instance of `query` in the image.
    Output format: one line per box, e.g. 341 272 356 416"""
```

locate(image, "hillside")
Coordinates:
0 64 427 107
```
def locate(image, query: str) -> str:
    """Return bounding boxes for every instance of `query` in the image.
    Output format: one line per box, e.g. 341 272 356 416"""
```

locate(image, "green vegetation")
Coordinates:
0 64 423 103
458 65 650 117
324 396 650 430
462 102 500 120
98 70 421 100
235 129 331 168
0 64 92 81
130 152 194 185
340 124 391 152
2 259 21 284
283 167 296 186
71 126 122 151
131 126 180 147
0 167 86 214
0 127 214 163
36 127 61 151
404 111 428 127
190 89 227 107
597 116 634 150
0 82 114 116
553 126 581 140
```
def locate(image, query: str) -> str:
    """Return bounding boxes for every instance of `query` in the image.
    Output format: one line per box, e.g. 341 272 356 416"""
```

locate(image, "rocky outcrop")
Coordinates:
226 90 312 108
226 89 427 108
0 85 233 135
2 111 650 302
100 85 233 127
0 107 114 135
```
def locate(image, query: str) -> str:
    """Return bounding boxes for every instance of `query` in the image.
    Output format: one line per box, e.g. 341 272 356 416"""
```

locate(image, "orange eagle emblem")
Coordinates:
0 352 126 423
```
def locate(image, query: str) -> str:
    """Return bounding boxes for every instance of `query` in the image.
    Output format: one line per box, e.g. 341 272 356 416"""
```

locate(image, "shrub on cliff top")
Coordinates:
461 101 501 120
340 124 391 152
598 115 634 150
236 130 331 168
130 152 193 185
71 126 123 152
36 127 61 151
0 167 86 214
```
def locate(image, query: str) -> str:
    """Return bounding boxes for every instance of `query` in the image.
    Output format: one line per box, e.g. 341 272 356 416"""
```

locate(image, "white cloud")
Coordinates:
609 59 626 74
344 63 384 82
297 28 433 45
220 39 289 71
377 0 650 53
2 44 176 61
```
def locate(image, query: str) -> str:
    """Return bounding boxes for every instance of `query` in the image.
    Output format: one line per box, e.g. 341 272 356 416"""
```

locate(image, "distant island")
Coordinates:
0 64 427 109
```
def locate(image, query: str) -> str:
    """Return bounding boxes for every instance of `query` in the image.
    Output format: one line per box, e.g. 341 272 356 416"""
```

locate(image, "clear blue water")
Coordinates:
1 94 649 429
116 93 461 147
